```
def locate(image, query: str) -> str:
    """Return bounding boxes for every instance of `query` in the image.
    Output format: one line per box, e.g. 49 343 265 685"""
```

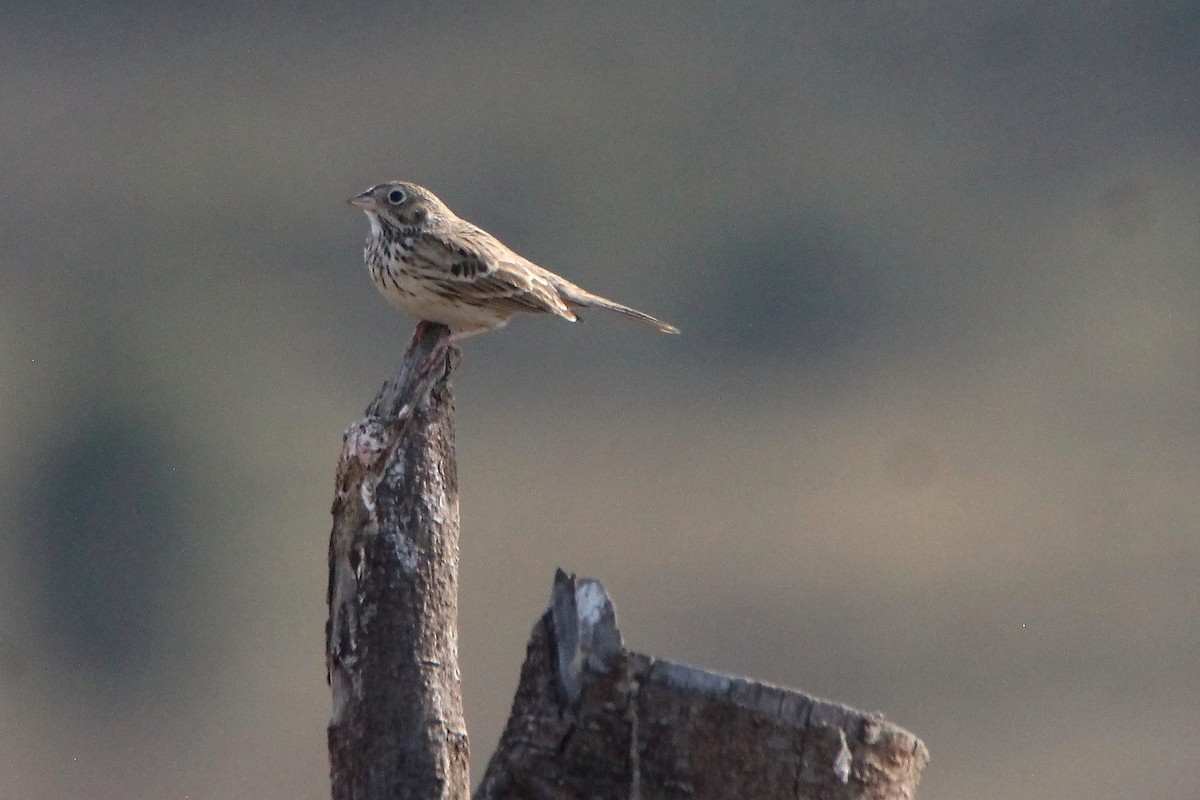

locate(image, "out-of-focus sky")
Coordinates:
2 3 1198 798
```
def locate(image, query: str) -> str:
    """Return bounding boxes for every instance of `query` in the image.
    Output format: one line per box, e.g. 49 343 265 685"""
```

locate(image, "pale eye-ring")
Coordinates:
387 188 406 205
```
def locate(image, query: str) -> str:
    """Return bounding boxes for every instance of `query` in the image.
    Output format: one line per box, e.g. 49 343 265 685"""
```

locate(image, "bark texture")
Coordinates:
327 325 469 800
323 326 928 799
475 571 929 800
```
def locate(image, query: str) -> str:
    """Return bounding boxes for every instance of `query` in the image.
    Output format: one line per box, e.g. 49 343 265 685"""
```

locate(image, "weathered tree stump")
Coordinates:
476 571 929 800
325 327 929 799
327 324 469 800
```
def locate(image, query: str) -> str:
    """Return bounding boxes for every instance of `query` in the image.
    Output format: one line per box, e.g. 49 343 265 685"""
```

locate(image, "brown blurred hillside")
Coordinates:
2 4 1198 799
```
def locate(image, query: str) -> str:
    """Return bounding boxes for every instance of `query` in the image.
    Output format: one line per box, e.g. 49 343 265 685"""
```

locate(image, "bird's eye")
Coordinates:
387 188 406 205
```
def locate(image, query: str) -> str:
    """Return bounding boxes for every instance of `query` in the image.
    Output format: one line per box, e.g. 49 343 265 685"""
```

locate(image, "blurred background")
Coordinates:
2 2 1197 798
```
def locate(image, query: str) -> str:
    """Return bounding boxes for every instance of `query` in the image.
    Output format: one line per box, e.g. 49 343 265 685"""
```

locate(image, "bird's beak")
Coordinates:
348 190 377 211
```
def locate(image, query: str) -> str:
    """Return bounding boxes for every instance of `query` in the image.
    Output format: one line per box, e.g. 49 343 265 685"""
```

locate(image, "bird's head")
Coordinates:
349 181 447 229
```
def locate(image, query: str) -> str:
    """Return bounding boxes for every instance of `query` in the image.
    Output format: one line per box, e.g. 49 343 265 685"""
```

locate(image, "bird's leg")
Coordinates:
412 323 486 378
411 323 460 380
407 320 434 349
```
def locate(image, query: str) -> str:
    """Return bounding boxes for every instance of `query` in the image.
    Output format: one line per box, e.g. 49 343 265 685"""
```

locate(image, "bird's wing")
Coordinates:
408 227 576 319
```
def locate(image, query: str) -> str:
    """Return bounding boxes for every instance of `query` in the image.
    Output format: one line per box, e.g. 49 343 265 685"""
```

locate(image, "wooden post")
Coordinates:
475 571 929 800
325 327 929 799
326 324 470 800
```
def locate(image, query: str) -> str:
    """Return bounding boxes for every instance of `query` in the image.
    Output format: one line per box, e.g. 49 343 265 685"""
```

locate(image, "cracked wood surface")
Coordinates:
323 326 927 799
327 324 469 800
475 571 929 800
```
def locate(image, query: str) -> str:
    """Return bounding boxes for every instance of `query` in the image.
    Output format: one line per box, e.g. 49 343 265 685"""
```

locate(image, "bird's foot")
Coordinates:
410 324 460 381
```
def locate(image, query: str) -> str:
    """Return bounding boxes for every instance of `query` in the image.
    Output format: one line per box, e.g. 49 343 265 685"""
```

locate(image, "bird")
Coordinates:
348 181 679 340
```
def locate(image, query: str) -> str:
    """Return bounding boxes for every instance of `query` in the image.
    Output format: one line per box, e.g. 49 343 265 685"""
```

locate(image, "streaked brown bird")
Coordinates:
349 181 679 339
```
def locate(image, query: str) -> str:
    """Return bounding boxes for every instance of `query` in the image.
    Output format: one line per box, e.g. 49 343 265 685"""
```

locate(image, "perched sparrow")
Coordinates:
349 181 679 338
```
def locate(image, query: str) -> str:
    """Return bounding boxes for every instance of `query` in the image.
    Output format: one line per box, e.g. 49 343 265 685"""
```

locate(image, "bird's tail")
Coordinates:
557 283 680 334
